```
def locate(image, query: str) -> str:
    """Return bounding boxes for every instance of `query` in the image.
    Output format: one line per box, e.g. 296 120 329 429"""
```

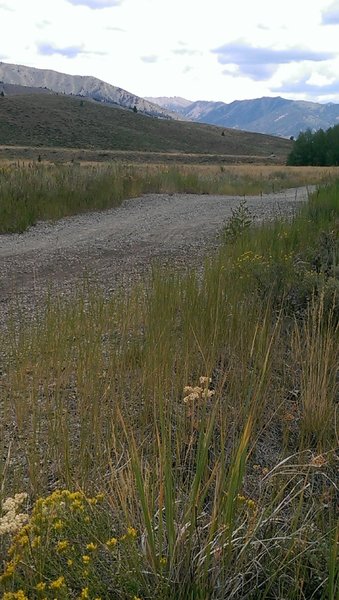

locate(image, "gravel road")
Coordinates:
0 187 311 317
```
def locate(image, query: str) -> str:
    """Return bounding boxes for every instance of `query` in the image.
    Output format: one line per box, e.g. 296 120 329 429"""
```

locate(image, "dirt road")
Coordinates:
0 187 311 315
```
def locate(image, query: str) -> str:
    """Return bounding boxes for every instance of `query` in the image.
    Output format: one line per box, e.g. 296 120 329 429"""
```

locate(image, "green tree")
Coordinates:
287 124 339 166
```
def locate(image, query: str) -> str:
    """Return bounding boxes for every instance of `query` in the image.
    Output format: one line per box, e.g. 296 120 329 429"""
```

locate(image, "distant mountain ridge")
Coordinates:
0 62 180 120
146 95 339 137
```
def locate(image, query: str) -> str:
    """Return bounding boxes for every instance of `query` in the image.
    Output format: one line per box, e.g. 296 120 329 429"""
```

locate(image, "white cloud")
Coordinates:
67 0 121 8
0 0 338 103
321 2 339 24
212 41 335 81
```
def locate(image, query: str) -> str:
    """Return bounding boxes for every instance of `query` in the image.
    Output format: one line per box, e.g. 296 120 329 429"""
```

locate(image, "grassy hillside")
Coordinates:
0 93 292 160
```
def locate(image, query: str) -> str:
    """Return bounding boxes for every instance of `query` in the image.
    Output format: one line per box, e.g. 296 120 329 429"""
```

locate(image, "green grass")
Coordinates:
1 162 338 234
0 180 338 599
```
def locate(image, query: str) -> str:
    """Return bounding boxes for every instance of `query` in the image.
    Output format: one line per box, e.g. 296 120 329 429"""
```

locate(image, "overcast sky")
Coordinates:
1 0 339 103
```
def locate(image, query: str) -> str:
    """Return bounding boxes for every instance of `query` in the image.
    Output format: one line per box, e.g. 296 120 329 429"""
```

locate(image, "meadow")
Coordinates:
0 165 338 599
0 161 338 233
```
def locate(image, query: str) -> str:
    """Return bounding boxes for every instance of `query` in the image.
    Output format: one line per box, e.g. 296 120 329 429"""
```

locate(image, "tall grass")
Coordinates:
0 162 338 233
0 179 338 598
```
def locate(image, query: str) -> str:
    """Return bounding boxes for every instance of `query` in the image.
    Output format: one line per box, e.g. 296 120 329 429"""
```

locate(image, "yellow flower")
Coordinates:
106 537 118 547
67 558 74 566
160 556 167 566
127 527 137 538
35 582 46 592
246 499 256 511
80 588 89 599
237 495 246 503
53 519 64 530
32 536 41 548
0 560 16 581
86 542 97 551
56 539 69 552
16 533 29 547
82 554 91 564
50 576 65 589
3 592 29 600
71 499 84 511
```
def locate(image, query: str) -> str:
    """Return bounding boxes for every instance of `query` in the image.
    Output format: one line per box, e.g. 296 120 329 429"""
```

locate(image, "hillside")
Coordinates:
0 93 292 160
0 61 179 120
147 95 339 138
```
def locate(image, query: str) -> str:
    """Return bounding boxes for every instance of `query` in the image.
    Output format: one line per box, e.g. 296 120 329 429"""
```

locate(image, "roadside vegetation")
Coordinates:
0 162 338 233
0 172 338 598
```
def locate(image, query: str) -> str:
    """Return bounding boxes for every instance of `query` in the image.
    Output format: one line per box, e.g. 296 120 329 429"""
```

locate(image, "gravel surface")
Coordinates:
0 187 312 319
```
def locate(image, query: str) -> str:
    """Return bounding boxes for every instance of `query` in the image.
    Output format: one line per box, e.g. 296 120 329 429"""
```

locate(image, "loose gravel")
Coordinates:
0 187 312 321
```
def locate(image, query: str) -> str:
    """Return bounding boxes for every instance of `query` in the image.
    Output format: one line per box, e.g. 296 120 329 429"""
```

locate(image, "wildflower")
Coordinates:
2 493 27 513
56 539 69 552
86 542 97 551
50 576 65 590
53 519 64 530
246 499 256 511
127 527 137 538
0 560 16 581
82 554 91 564
183 379 214 403
32 536 41 548
80 588 89 599
199 376 211 386
67 558 74 566
35 582 47 592
71 499 84 511
106 537 118 547
0 496 29 534
3 592 29 600
160 556 167 566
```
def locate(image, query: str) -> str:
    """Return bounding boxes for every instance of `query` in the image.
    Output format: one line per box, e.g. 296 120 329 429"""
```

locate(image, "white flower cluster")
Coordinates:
0 492 28 535
183 376 215 403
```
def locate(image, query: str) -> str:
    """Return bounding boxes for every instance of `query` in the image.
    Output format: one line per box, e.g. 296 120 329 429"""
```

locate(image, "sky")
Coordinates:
1 0 339 104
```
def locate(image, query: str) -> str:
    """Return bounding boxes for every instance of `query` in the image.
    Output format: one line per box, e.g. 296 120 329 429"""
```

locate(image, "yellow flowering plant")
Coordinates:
0 490 143 599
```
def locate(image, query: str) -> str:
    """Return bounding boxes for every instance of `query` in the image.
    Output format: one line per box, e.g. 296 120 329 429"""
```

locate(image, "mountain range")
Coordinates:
146 95 339 138
0 61 180 121
1 61 339 138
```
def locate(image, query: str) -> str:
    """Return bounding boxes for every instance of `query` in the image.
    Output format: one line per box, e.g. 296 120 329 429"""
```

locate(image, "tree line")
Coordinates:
287 124 339 166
